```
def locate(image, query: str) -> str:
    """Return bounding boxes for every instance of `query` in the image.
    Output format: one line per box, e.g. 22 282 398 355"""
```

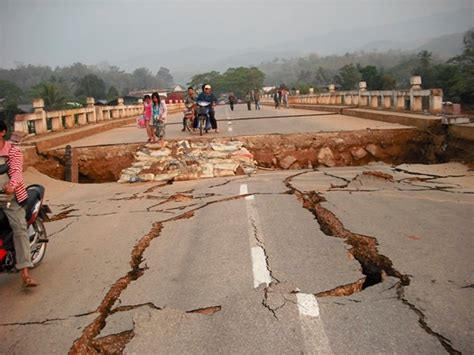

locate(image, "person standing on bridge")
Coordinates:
273 90 280 109
254 89 261 110
0 120 39 287
142 95 154 142
197 84 219 133
151 92 168 148
245 92 252 111
183 87 197 132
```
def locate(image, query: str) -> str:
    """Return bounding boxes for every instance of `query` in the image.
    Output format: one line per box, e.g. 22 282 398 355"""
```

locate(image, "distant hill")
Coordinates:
414 32 465 59
113 8 472 83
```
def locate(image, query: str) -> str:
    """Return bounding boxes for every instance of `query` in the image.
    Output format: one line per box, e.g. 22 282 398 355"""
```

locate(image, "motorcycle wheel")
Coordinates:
30 219 47 267
200 116 205 136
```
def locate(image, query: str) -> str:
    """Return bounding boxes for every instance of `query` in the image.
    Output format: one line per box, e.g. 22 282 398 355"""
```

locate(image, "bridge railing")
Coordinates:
14 97 185 136
261 76 443 114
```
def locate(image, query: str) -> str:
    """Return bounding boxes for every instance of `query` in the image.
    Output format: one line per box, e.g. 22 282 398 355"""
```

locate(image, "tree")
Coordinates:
30 82 65 109
130 68 157 90
335 64 362 90
0 80 23 102
412 50 434 88
188 71 222 91
75 74 106 99
107 86 119 100
156 67 174 88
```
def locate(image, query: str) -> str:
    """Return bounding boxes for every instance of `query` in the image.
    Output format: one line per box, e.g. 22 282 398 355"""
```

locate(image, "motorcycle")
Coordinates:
0 164 49 272
196 101 212 136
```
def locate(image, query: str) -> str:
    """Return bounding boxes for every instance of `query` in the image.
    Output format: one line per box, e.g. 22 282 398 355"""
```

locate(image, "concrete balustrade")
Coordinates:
14 96 185 136
260 76 443 114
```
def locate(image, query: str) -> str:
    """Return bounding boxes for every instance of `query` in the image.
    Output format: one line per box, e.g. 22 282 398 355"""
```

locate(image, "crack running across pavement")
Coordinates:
284 170 462 354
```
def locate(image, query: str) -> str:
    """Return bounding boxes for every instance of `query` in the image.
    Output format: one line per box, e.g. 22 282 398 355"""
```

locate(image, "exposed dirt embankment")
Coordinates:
241 129 442 169
35 128 441 183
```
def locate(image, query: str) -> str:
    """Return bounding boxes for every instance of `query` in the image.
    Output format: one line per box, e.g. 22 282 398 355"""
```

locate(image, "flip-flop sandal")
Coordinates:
22 277 39 288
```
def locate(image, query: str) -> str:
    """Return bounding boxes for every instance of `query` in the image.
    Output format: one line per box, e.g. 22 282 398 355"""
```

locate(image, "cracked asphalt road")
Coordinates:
0 162 472 354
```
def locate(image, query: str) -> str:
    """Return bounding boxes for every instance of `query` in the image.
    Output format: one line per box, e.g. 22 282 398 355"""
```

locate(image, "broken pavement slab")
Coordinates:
118 140 257 183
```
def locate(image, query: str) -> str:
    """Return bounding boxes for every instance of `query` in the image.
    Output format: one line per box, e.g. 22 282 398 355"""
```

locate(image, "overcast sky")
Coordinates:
0 0 472 69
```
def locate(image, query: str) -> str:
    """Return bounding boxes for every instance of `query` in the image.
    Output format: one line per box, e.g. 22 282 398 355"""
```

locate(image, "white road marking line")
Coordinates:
251 246 272 288
296 293 333 354
240 182 333 353
228 127 233 132
241 183 271 288
296 293 320 317
239 183 254 200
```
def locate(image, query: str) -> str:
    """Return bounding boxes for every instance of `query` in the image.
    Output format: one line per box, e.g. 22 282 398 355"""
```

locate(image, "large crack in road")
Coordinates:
68 191 255 354
284 170 462 354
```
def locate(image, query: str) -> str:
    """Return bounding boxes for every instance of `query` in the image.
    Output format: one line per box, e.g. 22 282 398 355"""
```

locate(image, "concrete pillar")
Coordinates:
411 95 423 112
410 76 423 112
370 95 379 109
352 95 359 106
295 90 300 95
64 145 79 183
65 114 75 128
344 95 352 105
430 88 443 113
117 98 124 106
410 76 422 90
14 115 28 134
77 111 87 125
32 99 47 134
309 87 314 94
358 82 368 107
51 114 63 131
396 95 405 111
383 96 391 109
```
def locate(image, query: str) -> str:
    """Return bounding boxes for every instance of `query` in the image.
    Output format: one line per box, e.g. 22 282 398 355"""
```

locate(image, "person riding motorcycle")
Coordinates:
0 120 38 287
196 84 219 133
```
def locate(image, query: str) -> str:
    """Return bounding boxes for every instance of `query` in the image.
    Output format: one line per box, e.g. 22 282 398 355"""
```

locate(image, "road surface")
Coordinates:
0 162 472 354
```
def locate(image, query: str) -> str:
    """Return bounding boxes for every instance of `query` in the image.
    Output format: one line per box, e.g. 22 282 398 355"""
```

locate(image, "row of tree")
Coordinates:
188 67 265 99
0 63 175 109
260 28 474 104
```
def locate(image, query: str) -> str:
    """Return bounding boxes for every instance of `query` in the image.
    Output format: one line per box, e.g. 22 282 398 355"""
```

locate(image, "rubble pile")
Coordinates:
118 140 257 183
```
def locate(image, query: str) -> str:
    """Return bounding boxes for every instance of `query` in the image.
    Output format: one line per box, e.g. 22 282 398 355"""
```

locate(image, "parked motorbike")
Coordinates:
0 164 49 272
196 101 212 136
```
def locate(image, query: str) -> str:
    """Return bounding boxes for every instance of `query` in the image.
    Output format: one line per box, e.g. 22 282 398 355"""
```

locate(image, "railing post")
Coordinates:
64 145 79 183
328 85 336 104
430 88 443 113
86 97 97 123
370 92 379 109
358 82 368 107
383 95 391 109
410 76 423 112
33 99 47 134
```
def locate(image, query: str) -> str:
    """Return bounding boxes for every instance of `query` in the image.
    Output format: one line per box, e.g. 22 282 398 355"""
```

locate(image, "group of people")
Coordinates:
141 92 168 148
245 90 261 111
273 88 290 109
183 84 219 133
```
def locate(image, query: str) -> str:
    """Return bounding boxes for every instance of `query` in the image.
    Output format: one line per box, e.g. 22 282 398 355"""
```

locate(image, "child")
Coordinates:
143 94 153 142
151 92 168 148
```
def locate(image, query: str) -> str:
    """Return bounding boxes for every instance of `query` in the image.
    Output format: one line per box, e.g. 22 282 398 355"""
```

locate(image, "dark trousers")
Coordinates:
209 109 217 129
247 102 251 110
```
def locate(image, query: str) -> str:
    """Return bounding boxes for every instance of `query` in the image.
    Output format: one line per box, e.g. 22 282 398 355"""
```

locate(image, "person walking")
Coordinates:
282 89 289 109
142 94 153 142
151 92 168 148
245 92 252 111
183 86 196 132
0 120 38 287
254 89 261 110
228 92 236 111
273 90 280 109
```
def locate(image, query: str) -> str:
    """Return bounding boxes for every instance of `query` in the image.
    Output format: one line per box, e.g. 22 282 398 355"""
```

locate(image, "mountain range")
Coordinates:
114 8 472 84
